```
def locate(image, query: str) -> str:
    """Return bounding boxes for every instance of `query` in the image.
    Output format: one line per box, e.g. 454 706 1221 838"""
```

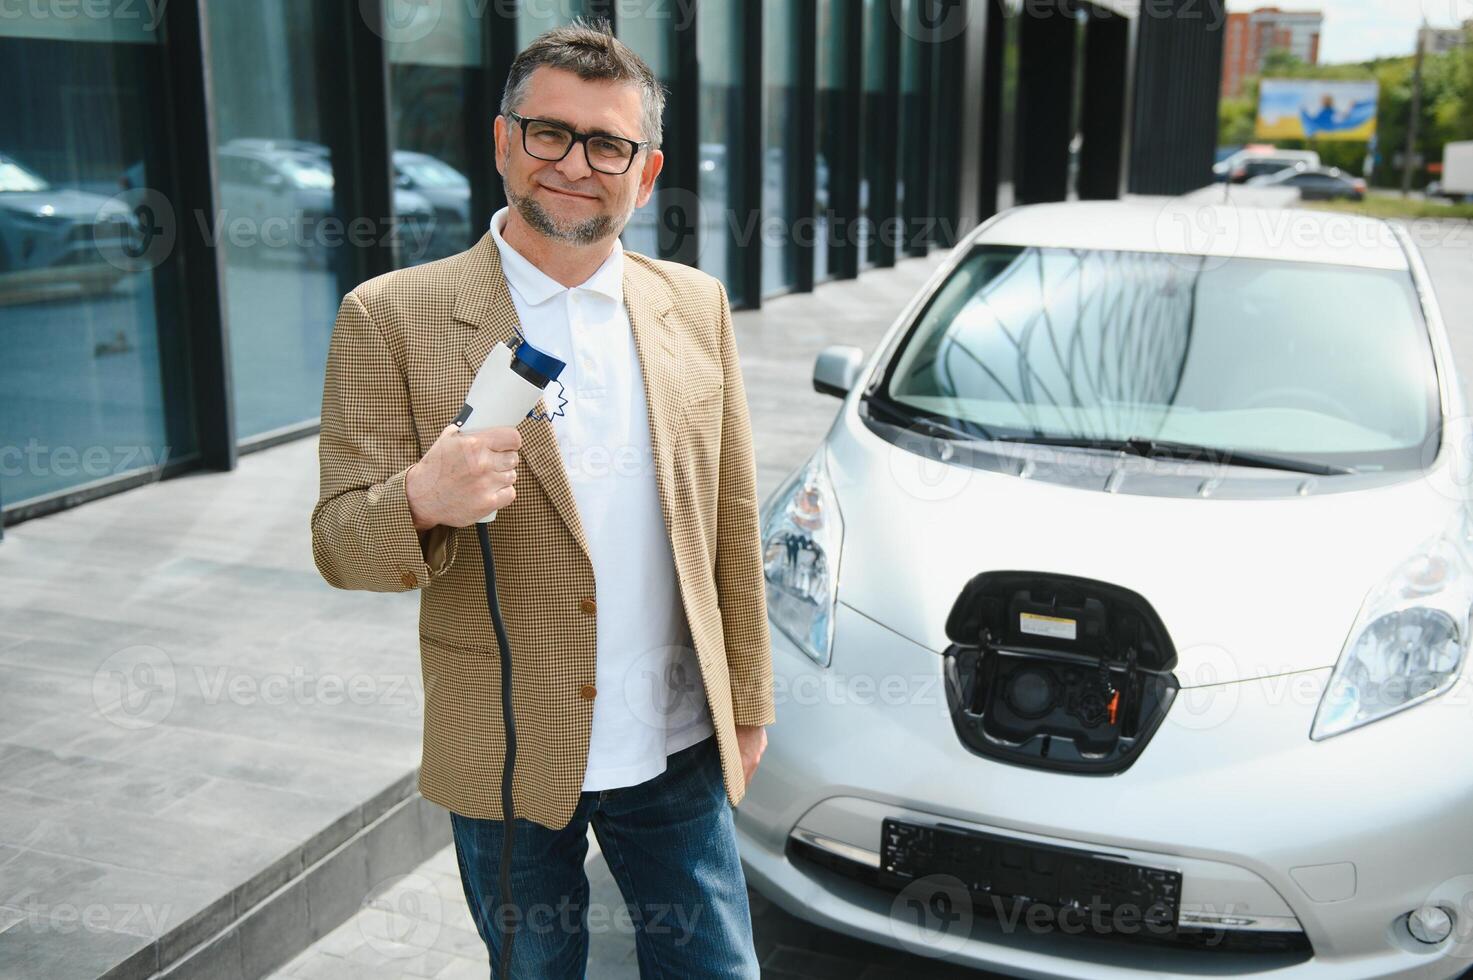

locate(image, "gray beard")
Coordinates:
505 181 625 246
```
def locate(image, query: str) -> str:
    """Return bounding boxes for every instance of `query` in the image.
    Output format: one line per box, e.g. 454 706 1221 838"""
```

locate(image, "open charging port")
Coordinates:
943 571 1180 774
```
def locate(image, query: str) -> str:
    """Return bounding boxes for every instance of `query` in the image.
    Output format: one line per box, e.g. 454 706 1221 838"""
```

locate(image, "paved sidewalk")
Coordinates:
0 252 951 980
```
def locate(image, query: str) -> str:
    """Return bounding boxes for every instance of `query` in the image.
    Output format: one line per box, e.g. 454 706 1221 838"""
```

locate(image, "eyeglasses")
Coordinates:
507 112 649 176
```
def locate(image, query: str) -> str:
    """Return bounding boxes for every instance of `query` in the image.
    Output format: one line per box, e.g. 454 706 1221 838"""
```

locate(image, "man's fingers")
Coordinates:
465 426 522 452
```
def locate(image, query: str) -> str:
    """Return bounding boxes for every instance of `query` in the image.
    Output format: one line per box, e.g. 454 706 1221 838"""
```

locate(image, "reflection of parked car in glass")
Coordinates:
393 150 470 262
0 152 139 304
215 139 436 265
1249 164 1367 201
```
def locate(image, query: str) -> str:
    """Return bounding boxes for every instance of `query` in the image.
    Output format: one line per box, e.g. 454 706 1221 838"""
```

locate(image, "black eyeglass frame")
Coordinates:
506 111 651 175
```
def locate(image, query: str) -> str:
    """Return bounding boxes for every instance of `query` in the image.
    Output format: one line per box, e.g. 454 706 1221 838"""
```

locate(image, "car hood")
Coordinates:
823 409 1463 684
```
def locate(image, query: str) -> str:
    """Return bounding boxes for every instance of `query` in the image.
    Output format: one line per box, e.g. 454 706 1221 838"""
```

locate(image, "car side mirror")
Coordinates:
395 172 414 190
263 173 285 190
813 345 865 399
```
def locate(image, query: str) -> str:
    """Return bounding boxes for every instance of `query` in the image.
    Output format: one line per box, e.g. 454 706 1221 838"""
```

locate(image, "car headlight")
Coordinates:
1311 522 1473 740
761 451 844 666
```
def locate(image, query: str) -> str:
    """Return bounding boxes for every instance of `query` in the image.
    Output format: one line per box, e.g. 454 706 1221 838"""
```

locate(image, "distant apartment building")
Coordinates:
1222 7 1324 98
1419 21 1471 55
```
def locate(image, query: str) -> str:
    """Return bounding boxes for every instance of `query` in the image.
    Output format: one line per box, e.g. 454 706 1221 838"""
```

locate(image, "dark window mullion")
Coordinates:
794 0 818 292
736 0 764 309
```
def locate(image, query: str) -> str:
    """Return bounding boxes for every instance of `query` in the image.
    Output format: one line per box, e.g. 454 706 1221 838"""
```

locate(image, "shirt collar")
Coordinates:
489 207 624 307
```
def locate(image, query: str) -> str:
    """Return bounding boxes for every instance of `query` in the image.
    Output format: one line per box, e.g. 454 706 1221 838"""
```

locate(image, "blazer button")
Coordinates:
579 683 597 700
580 597 597 615
400 571 417 589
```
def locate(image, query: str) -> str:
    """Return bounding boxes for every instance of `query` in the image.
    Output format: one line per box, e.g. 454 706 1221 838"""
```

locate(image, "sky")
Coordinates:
1226 0 1471 63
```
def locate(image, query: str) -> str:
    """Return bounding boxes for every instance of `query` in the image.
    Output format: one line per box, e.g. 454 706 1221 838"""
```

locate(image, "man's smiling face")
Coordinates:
495 66 663 246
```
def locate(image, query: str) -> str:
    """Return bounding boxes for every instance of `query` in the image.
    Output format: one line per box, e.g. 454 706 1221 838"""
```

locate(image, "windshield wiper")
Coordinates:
860 394 997 442
994 435 1356 476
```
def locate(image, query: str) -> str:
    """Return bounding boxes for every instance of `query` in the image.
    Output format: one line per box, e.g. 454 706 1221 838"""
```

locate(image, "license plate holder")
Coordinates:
880 818 1182 933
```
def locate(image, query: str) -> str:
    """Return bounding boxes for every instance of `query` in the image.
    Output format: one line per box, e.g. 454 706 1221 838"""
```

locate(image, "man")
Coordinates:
309 20 773 979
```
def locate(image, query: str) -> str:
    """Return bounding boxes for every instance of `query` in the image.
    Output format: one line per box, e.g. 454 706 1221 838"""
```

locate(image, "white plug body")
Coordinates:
459 341 551 523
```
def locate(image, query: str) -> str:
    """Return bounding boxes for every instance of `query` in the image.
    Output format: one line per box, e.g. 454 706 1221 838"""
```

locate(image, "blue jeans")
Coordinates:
449 734 760 979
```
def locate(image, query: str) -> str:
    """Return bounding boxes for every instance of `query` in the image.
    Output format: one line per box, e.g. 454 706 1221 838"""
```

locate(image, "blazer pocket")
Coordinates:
685 378 724 408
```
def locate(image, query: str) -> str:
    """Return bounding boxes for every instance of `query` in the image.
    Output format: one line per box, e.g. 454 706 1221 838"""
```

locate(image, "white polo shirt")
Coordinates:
488 208 713 791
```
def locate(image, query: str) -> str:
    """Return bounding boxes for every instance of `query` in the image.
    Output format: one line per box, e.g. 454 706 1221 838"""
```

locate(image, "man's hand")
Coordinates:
735 724 767 787
406 424 522 531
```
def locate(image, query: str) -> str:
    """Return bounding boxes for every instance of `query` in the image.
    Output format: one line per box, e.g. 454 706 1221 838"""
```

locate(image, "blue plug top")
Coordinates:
514 339 566 384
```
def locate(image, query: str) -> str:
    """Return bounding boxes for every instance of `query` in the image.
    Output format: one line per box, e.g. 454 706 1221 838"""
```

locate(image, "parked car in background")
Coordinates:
741 200 1473 979
1215 148 1321 184
0 152 139 304
1249 164 1367 201
392 150 471 262
216 139 436 266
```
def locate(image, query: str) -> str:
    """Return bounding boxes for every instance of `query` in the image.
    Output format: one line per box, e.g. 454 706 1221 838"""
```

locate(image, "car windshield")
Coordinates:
878 245 1440 473
0 157 48 192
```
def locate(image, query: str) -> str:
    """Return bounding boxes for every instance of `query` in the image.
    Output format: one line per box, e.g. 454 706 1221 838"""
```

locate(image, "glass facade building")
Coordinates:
0 0 1224 530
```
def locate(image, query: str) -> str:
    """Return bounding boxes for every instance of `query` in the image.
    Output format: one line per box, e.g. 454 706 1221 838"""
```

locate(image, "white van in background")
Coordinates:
1214 146 1322 184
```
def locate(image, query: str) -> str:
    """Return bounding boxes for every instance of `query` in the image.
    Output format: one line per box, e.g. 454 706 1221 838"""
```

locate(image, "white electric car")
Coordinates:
739 201 1473 979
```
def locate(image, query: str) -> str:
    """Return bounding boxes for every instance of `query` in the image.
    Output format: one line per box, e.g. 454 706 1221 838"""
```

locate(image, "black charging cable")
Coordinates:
474 521 518 978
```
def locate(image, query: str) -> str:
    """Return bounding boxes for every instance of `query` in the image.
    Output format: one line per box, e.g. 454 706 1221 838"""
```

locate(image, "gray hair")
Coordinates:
500 18 666 151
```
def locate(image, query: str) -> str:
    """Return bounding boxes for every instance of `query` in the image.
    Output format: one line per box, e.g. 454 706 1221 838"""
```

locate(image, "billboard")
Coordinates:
1255 79 1380 141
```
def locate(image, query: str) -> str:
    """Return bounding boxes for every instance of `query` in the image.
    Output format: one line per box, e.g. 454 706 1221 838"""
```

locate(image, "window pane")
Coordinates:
208 0 341 441
762 0 800 295
697 0 745 303
617 7 675 258
0 11 192 507
388 1 481 267
518 0 594 48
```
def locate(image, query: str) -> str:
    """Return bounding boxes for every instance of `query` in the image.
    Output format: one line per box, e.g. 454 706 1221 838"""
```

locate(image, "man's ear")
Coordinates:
493 115 509 177
634 148 665 209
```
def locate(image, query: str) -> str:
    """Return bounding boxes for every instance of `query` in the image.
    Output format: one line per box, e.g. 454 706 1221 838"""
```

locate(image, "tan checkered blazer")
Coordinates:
310 230 775 830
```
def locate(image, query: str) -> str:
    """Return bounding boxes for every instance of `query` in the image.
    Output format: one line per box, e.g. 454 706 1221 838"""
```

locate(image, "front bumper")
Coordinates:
736 603 1473 979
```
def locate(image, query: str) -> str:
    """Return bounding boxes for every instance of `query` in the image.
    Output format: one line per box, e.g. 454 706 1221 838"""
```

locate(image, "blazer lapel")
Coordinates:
622 259 682 565
453 232 590 560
